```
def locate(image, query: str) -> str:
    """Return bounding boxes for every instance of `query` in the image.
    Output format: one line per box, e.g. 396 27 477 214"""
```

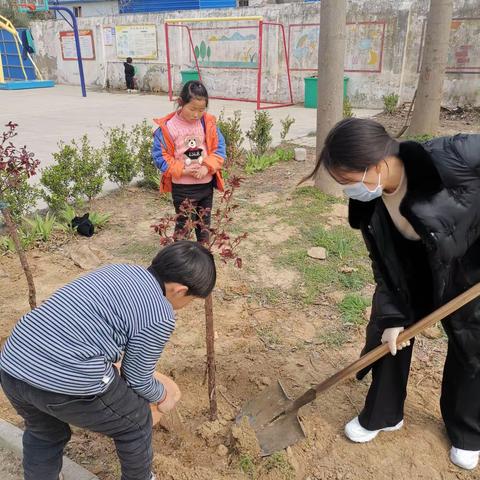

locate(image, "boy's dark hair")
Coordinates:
302 118 399 184
126 57 133 63
178 80 209 108
149 241 216 298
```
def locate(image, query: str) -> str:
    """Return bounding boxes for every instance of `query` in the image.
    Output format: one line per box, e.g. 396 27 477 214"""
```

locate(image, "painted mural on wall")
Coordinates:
189 27 258 69
418 18 480 73
288 22 385 73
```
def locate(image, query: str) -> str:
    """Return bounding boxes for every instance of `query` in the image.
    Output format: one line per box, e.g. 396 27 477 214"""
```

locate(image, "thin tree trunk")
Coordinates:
314 0 347 197
407 0 453 136
1 207 36 310
205 293 217 420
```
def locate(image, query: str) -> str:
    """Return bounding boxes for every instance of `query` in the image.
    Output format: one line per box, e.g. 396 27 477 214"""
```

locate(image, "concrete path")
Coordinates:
1 85 381 180
0 419 99 480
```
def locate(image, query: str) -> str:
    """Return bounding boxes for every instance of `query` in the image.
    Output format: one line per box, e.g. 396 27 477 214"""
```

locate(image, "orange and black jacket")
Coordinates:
152 112 225 193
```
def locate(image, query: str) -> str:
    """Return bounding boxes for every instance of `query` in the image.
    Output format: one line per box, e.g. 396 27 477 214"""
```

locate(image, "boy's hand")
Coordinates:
154 372 181 414
193 165 209 179
183 164 201 176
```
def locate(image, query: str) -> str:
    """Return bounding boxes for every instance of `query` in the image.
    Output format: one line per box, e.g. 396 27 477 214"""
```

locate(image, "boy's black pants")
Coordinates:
172 182 213 243
125 75 135 89
0 369 153 480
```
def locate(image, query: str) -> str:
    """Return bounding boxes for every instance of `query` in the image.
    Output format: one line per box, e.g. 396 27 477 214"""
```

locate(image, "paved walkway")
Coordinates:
1 85 381 180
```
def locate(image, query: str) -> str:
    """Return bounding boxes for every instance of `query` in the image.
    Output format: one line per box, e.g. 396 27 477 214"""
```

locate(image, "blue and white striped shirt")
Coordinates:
0 265 175 403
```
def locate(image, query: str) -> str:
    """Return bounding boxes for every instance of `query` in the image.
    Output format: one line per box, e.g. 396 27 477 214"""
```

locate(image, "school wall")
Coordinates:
29 0 480 108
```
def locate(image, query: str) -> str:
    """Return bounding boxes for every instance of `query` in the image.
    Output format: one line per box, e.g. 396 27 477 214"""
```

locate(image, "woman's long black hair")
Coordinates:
302 118 400 184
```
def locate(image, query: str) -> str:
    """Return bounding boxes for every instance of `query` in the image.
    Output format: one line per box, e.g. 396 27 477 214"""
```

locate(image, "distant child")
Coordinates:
152 80 225 242
124 57 135 92
0 241 216 480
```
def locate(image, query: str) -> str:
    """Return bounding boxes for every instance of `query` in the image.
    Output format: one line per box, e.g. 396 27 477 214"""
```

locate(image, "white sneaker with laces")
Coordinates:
450 447 480 470
344 416 404 443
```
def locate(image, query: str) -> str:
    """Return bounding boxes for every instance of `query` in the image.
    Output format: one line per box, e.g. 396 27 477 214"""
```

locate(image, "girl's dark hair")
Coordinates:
149 240 216 298
126 57 133 63
178 80 209 108
302 118 399 184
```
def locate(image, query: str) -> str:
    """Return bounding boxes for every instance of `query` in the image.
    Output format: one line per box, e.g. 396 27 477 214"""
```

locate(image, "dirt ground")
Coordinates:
1 116 479 480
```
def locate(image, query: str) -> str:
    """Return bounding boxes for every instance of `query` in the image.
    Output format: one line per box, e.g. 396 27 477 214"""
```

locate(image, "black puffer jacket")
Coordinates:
349 135 480 376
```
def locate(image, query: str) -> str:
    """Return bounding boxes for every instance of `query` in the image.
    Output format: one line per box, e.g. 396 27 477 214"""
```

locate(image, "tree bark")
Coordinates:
407 0 453 136
1 207 36 310
314 0 347 197
205 293 217 420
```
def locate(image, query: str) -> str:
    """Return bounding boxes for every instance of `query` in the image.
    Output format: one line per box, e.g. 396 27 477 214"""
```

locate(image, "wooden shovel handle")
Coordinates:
288 282 480 413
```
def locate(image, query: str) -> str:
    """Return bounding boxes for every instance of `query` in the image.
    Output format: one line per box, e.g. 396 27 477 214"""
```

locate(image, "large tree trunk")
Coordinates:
314 0 346 197
407 0 453 136
1 207 36 310
205 293 217 420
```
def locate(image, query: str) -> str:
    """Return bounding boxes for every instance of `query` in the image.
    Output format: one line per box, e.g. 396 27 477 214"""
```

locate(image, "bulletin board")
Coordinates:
60 30 95 61
115 25 158 59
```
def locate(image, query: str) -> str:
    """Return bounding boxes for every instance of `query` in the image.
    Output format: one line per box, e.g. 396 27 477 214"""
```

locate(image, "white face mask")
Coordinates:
343 168 383 202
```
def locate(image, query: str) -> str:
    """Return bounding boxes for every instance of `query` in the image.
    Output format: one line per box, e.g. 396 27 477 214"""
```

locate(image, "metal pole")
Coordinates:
256 20 264 110
50 6 87 97
165 22 173 101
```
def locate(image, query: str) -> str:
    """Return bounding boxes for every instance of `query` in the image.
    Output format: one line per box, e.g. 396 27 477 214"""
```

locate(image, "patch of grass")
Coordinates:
117 241 159 261
250 286 283 306
339 294 370 326
280 187 339 225
263 452 295 479
405 134 436 143
317 329 349 348
256 326 282 348
306 225 364 260
239 454 255 477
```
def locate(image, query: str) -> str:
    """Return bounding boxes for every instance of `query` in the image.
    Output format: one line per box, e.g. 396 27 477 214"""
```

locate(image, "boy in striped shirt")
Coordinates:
0 241 216 480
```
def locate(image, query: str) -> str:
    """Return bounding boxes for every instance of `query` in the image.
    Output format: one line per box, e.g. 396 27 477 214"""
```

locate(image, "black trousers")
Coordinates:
358 339 480 450
171 181 213 243
0 369 153 480
125 75 135 89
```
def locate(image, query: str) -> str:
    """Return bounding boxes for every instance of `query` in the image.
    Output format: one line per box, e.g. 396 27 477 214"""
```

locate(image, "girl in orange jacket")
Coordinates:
152 81 225 242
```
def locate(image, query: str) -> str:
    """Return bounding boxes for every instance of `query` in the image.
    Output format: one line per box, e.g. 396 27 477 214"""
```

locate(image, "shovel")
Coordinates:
237 283 480 456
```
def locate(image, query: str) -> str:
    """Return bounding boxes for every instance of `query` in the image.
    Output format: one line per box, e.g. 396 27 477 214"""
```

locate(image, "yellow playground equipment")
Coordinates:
0 14 54 89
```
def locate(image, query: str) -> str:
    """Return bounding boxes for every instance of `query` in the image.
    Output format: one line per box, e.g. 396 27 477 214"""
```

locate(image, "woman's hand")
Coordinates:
381 327 410 356
154 372 181 414
193 165 209 179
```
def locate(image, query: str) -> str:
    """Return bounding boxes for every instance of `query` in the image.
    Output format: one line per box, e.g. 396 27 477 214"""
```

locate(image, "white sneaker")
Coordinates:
450 447 480 470
345 416 404 443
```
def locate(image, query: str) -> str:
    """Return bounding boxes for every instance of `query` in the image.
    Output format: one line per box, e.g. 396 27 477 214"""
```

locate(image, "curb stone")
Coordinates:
0 419 99 480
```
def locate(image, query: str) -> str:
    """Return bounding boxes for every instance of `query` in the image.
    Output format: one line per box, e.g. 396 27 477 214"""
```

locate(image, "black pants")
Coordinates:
358 340 480 450
0 369 153 480
172 182 213 243
125 75 135 89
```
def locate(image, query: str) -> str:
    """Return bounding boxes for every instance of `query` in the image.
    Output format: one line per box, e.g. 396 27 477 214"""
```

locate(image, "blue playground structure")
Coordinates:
1 0 86 96
0 15 54 90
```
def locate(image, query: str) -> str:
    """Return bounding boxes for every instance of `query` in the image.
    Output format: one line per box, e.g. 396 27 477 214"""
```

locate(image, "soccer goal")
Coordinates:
165 16 294 110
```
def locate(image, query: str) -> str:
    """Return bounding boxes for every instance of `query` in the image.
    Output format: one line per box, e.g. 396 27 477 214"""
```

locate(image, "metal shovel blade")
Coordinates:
236 380 306 456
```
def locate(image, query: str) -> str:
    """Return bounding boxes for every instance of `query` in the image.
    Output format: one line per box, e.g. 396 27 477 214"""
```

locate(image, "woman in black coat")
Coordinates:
305 118 480 470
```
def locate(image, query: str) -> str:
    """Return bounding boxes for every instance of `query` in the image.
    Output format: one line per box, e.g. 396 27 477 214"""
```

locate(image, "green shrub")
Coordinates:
40 143 77 211
24 212 57 242
72 135 105 201
2 177 40 222
132 120 159 189
343 96 353 118
245 147 294 174
89 211 111 229
383 93 399 115
246 111 273 157
280 115 296 141
217 110 245 169
104 125 139 187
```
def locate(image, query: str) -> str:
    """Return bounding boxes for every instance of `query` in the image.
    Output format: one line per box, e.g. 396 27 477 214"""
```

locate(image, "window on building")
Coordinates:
73 6 82 17
239 0 249 6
